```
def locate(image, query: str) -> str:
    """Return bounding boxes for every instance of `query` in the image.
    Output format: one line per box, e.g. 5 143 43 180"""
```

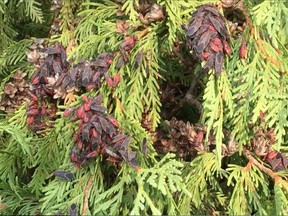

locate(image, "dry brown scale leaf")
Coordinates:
141 108 156 139
116 20 130 35
220 0 254 35
0 70 29 112
26 38 47 68
51 0 62 11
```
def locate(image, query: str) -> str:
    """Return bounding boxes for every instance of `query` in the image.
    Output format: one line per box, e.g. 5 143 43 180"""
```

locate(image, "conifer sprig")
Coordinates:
0 0 288 215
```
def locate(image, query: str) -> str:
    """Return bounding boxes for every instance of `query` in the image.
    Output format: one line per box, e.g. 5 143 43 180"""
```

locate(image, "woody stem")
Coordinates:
243 149 280 181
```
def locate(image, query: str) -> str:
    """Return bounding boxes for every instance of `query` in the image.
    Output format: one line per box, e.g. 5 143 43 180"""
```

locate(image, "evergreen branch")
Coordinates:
274 183 288 215
0 181 40 215
252 1 288 47
179 152 227 214
0 1 287 215
243 149 279 181
92 166 131 215
0 150 20 158
132 153 187 215
81 175 93 216
203 71 232 163
0 39 32 77
23 0 44 23
122 0 140 22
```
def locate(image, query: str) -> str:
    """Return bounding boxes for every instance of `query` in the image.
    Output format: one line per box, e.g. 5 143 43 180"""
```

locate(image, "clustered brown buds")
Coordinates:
138 3 165 25
51 52 117 99
64 95 138 168
154 118 208 160
184 4 231 75
0 70 29 112
26 43 67 132
29 42 69 98
28 42 126 102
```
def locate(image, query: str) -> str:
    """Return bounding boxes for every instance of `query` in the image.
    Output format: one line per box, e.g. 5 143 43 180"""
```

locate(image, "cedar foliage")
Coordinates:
0 0 288 215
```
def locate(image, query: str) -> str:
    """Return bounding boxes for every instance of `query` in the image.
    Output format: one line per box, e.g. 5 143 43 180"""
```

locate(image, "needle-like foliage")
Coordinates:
0 0 288 215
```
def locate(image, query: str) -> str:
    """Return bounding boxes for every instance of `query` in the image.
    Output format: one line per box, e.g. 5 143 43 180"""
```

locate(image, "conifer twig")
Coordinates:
256 39 280 68
243 149 281 182
81 175 93 216
135 28 149 40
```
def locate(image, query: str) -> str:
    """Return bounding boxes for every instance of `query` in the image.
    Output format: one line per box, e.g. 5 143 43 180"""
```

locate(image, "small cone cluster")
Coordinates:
154 118 208 160
0 70 28 112
185 4 231 75
153 118 238 160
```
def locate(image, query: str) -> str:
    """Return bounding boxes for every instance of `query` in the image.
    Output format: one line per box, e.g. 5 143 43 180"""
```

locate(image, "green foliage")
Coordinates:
227 163 269 215
252 0 288 48
67 0 121 59
202 71 234 162
0 0 50 50
20 0 44 23
274 180 288 215
0 0 288 215
92 154 187 215
179 152 227 214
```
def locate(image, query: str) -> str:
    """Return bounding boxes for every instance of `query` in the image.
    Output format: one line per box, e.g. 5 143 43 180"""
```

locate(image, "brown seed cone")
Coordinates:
137 1 165 25
252 128 276 157
154 118 207 160
141 109 157 139
0 71 29 112
184 4 231 75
